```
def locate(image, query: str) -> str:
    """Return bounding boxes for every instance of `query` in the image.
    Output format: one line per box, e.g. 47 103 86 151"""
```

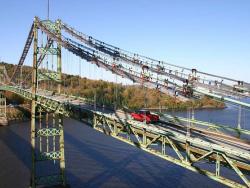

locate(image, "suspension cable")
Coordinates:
79 56 81 96
61 21 250 89
10 23 34 83
35 18 250 109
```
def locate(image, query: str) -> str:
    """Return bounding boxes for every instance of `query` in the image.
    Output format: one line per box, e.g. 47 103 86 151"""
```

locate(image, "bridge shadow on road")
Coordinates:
0 124 31 188
65 132 157 188
63 118 188 188
64 118 225 188
0 119 225 188
0 122 86 188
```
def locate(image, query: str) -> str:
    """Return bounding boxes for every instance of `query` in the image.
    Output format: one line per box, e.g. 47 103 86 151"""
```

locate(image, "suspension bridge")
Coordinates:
0 17 249 188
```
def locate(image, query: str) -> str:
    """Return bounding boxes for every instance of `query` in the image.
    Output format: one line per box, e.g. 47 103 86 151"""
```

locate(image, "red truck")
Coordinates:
130 110 159 124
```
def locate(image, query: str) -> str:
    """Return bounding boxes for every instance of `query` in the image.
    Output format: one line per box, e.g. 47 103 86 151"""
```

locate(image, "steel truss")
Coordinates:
92 113 250 188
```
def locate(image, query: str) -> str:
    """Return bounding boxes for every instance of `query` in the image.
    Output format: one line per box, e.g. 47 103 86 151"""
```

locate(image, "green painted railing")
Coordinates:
162 114 250 136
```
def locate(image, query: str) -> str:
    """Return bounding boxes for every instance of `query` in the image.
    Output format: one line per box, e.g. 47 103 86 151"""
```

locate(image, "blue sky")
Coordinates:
0 0 249 82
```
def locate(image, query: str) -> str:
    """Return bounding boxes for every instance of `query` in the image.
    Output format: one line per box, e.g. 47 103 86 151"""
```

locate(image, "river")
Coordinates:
0 105 249 188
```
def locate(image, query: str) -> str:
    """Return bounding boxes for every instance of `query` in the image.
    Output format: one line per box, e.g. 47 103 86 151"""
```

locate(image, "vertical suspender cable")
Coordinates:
65 49 68 94
51 43 54 91
46 36 49 91
37 30 39 90
115 73 118 110
41 31 44 90
79 57 81 96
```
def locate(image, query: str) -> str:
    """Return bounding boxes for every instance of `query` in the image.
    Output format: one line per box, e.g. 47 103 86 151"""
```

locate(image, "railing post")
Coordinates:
94 90 97 111
143 128 147 146
216 152 221 177
93 114 97 129
237 105 242 130
162 136 166 155
114 122 118 136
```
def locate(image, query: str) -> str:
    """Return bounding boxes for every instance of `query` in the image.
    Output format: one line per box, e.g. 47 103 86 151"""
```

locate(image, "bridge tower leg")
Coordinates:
30 17 67 188
30 17 38 188
56 19 62 94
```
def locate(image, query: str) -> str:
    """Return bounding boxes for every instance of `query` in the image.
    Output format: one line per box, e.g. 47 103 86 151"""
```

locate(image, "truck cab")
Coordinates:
130 110 159 124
